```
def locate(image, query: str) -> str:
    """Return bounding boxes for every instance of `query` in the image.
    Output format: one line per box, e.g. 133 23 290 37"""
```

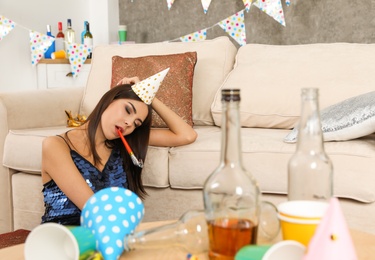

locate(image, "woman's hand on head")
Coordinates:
116 76 140 86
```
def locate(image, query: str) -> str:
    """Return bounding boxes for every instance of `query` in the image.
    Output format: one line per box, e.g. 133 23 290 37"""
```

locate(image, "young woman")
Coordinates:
41 76 197 225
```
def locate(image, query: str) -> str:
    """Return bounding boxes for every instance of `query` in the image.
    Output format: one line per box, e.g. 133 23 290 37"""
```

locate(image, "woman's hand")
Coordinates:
116 76 140 86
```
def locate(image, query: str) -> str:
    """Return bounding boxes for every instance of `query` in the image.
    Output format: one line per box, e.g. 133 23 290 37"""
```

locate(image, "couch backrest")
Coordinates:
80 36 237 126
212 43 375 129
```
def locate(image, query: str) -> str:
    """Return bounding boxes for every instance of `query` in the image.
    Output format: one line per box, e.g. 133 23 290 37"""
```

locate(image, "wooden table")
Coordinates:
1 220 374 259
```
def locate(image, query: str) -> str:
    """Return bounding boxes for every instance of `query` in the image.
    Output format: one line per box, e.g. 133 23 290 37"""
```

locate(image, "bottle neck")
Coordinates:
296 89 324 151
58 22 62 32
221 99 242 166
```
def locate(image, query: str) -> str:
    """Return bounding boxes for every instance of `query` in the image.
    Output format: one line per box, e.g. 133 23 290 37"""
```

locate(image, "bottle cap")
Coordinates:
119 25 127 31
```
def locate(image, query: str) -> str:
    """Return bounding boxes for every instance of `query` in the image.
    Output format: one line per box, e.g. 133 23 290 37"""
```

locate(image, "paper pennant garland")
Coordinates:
286 0 291 6
201 0 212 14
66 43 92 77
0 15 16 41
253 0 286 26
243 0 253 12
218 10 246 46
167 0 175 10
303 198 358 260
180 29 207 42
29 30 55 65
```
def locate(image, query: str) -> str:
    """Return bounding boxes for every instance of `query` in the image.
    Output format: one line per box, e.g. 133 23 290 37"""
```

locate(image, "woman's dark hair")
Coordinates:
85 84 152 199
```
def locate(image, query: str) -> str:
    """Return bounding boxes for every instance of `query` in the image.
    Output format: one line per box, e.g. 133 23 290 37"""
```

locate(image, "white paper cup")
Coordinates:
24 223 96 260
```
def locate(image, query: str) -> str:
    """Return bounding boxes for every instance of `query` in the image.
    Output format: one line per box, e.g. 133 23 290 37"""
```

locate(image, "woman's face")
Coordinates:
101 98 149 140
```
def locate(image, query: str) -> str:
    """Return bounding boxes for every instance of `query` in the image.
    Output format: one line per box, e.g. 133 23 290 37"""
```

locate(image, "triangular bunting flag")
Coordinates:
286 0 291 6
201 0 212 14
0 15 16 41
29 30 55 65
66 43 92 77
253 0 286 26
180 29 207 42
218 10 246 46
167 0 175 10
243 0 253 12
303 198 358 260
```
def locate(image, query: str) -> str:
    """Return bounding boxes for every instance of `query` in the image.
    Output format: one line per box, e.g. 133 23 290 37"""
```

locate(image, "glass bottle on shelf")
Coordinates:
55 22 65 52
203 89 261 260
44 25 55 59
83 21 93 59
81 20 88 44
64 18 75 52
288 88 333 202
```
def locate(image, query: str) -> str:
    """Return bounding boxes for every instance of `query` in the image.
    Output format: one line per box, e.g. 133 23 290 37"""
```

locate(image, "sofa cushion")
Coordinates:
284 91 375 142
212 43 375 129
81 36 237 126
110 52 197 128
3 127 170 188
169 126 375 203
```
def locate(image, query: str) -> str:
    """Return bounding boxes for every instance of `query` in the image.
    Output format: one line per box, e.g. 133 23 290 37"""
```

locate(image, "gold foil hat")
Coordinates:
131 68 170 105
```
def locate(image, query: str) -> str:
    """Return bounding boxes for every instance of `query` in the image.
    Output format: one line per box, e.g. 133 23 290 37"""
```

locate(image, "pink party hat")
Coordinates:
131 68 170 105
303 197 358 260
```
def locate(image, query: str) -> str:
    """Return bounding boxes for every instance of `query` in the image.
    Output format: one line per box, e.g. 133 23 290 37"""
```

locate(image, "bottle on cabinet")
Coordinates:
81 21 88 44
288 88 333 202
44 25 55 59
203 89 261 259
55 22 65 52
64 18 75 52
83 21 93 59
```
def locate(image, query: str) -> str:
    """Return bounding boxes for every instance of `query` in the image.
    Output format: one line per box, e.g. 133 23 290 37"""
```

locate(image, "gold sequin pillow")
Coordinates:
111 52 197 128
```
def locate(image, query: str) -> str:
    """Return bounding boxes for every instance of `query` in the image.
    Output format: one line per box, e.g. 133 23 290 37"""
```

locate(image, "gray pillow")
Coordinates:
284 91 375 143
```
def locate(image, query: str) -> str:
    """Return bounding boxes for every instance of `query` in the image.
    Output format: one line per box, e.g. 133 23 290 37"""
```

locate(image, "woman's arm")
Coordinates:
117 76 197 147
42 136 94 210
149 97 197 147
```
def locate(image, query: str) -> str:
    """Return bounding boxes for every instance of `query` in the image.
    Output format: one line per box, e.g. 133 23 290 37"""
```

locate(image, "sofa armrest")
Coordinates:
0 87 84 130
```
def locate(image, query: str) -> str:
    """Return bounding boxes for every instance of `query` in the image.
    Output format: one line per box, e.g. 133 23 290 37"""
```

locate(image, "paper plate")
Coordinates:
262 240 306 260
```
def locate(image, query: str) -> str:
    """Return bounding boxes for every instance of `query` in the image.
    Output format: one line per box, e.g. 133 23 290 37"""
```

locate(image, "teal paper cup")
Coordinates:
24 223 96 260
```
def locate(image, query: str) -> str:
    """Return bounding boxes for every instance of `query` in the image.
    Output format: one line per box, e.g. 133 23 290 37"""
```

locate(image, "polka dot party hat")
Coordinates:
81 187 144 260
131 67 170 105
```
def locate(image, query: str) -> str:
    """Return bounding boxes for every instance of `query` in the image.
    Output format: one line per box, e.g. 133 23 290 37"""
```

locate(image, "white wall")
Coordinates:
0 0 119 92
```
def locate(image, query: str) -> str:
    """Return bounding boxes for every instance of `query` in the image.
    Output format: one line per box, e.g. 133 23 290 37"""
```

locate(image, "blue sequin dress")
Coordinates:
41 135 128 225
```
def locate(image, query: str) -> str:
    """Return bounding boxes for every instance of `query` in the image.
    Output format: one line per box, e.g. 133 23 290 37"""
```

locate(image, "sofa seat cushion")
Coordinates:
169 126 375 203
3 127 170 188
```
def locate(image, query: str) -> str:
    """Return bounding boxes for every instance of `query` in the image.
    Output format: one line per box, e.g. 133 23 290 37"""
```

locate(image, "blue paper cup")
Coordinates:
24 223 96 260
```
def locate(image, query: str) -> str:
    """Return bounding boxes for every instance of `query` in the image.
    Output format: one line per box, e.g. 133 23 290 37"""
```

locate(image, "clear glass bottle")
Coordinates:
288 88 333 201
55 22 65 52
44 25 55 59
83 21 93 59
124 210 208 254
64 18 75 52
81 20 88 44
203 89 261 260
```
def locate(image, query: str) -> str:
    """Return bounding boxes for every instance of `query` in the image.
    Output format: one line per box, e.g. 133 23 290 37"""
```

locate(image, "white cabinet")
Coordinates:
36 59 91 89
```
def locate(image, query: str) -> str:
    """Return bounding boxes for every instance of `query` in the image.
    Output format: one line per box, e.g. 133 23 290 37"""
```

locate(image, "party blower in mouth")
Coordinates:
116 128 144 168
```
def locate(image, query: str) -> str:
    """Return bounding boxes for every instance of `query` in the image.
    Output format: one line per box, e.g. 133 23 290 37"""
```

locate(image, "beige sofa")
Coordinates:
1 37 375 235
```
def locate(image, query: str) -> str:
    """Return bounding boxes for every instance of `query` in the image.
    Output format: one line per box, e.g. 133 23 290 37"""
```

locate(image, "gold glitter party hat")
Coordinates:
131 68 170 105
